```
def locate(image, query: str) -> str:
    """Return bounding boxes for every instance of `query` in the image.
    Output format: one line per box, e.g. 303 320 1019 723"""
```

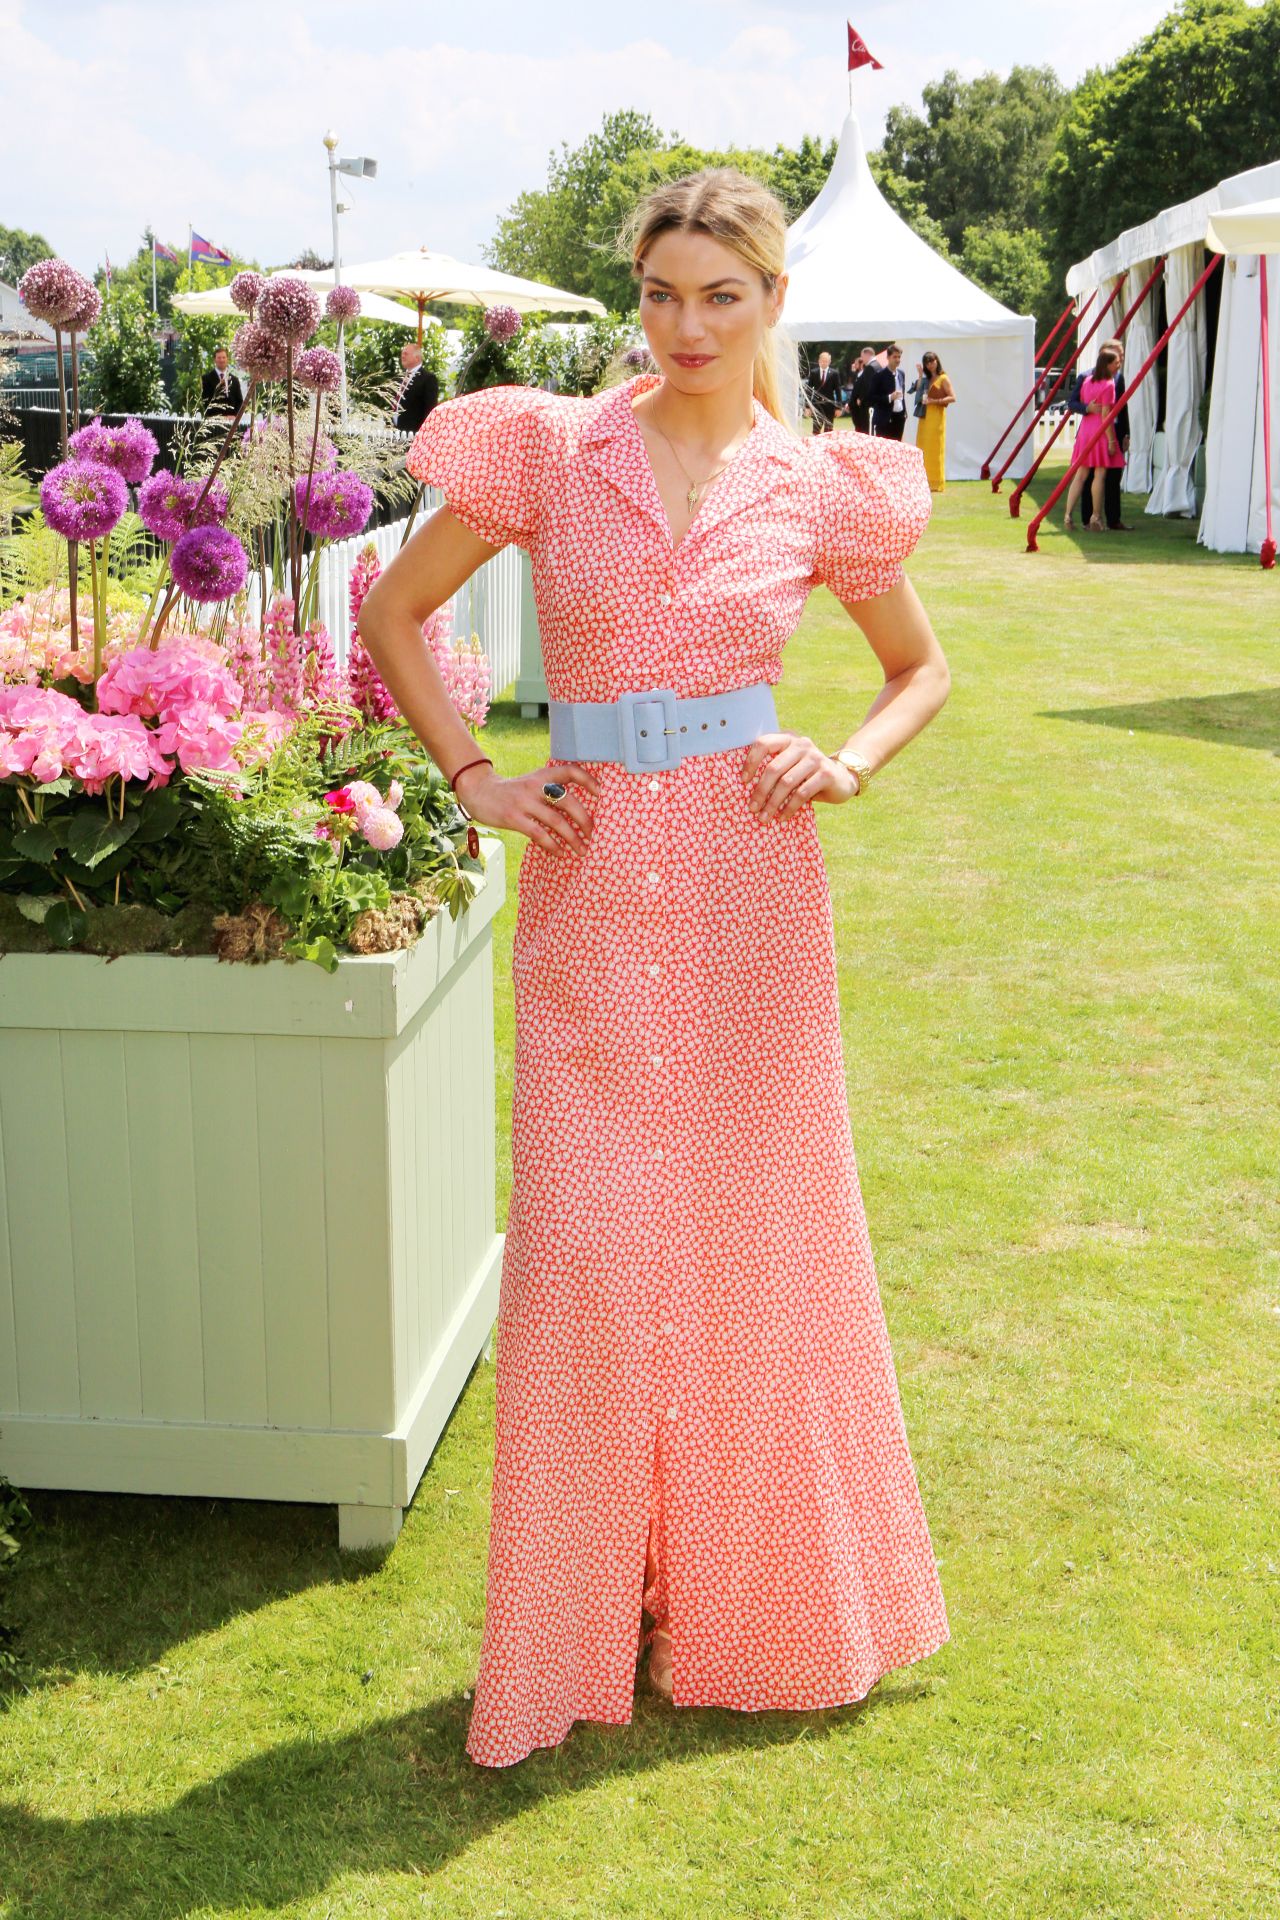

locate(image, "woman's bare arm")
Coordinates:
356 504 599 858
745 572 950 820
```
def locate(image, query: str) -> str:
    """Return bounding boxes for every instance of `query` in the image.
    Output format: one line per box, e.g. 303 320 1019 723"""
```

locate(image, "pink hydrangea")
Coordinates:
235 707 296 769
97 641 243 722
67 712 172 793
152 702 244 774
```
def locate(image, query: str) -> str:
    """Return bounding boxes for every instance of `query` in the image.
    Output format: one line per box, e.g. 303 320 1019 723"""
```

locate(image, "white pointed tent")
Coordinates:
783 112 1037 480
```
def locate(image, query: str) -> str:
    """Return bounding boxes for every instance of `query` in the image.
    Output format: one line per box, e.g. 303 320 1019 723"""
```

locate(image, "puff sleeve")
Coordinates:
404 384 556 551
809 433 932 604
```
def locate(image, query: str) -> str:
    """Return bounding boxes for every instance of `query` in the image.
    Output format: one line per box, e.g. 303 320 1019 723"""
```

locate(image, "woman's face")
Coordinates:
637 227 785 397
923 354 939 376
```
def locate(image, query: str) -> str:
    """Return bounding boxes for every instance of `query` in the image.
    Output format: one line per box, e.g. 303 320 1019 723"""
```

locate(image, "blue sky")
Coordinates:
3 0 1172 279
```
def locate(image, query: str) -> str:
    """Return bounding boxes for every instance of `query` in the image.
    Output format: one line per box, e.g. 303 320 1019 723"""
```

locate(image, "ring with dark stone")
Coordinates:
542 780 567 804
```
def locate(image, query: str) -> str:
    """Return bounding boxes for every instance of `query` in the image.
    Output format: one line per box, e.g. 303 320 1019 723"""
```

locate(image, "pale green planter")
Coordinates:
0 838 505 1550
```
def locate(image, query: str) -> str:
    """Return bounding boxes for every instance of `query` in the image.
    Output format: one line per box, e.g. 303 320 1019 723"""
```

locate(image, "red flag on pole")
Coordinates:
847 22 883 71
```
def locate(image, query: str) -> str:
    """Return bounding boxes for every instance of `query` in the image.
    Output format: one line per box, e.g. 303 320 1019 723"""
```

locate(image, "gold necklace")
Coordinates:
641 406 746 512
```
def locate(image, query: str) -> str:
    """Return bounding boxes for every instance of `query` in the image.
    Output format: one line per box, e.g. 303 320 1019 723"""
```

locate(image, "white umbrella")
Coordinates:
1205 199 1280 569
171 280 428 329
333 247 606 343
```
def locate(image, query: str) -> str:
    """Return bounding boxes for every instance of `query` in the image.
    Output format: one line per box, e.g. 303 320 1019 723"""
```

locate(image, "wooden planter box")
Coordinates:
0 839 505 1550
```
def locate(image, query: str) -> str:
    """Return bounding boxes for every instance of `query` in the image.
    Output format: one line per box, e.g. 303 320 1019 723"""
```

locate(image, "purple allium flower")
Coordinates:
483 303 521 344
138 471 199 542
230 270 265 313
18 258 93 328
188 478 230 528
294 469 374 541
171 525 249 603
233 320 288 383
255 276 321 347
39 458 128 541
623 343 653 369
294 346 342 393
326 284 361 322
70 416 158 485
67 282 103 333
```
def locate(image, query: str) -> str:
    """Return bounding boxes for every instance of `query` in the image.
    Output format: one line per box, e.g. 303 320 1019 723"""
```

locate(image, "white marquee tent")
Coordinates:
1065 156 1280 554
783 111 1037 481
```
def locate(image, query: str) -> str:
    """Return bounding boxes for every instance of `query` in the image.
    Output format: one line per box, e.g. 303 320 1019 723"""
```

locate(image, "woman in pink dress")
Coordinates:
1064 344 1125 532
358 168 953 1769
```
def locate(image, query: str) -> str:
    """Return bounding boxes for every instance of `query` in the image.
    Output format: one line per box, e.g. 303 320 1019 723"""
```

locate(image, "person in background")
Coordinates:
1075 337 1132 531
806 350 841 433
201 346 243 416
847 345 878 434
870 344 908 441
912 351 955 492
393 341 440 435
1063 343 1125 532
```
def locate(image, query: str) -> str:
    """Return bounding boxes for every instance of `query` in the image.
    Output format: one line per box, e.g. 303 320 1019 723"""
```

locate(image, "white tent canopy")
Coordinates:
331 249 606 324
172 279 427 329
783 110 1036 480
1066 158 1280 554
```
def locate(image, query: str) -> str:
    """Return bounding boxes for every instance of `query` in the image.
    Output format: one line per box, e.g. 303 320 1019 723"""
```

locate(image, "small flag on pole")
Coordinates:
104 252 112 289
190 230 232 264
847 22 883 71
154 239 181 263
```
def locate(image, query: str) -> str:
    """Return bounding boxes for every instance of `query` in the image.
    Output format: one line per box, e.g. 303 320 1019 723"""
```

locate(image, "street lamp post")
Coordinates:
323 130 377 428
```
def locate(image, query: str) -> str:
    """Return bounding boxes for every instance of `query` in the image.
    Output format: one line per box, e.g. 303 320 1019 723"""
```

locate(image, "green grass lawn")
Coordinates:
2 459 1278 1920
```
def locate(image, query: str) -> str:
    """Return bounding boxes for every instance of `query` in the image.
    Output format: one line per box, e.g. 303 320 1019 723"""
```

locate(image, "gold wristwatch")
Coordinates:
834 745 873 797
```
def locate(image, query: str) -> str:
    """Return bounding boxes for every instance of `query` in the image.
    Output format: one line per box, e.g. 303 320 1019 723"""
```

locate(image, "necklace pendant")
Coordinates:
687 483 700 510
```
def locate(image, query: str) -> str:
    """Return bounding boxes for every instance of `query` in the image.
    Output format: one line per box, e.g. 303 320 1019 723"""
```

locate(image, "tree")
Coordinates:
0 224 54 285
584 142 777 311
766 135 838 222
96 230 185 320
959 221 1052 324
866 155 954 258
878 65 1068 251
89 286 165 415
1043 0 1280 283
486 109 670 300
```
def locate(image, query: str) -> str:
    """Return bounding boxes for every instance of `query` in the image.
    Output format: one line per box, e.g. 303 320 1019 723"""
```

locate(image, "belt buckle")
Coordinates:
617 687 680 774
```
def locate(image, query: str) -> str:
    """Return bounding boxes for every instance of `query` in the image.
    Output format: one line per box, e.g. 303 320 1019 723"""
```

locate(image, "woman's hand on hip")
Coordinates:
453 761 599 859
742 731 855 820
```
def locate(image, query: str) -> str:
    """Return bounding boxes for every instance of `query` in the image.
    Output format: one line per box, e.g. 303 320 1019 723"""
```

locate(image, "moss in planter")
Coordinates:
0 897 219 957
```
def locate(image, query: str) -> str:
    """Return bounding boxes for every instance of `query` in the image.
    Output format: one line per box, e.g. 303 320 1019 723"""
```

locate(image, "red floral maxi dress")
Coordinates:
406 372 951 1769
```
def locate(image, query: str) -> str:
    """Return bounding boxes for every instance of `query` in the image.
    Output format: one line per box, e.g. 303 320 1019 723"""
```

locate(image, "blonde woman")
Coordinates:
358 168 952 1769
912 351 954 492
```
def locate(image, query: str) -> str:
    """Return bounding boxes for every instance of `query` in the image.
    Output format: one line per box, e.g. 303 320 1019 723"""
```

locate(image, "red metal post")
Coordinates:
991 279 1126 493
980 293 1093 479
1026 253 1225 552
1009 256 1166 518
1261 256 1275 570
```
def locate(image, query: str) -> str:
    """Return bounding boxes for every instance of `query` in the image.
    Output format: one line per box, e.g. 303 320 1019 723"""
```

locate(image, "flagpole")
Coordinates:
152 235 157 315
187 225 192 277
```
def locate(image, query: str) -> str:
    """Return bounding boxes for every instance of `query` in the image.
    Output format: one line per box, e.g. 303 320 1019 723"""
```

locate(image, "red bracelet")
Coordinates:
449 755 494 819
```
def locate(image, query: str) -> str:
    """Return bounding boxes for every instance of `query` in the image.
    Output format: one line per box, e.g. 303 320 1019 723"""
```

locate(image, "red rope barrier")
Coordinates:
1026 253 1225 553
1009 256 1166 519
1261 255 1275 571
991 280 1126 492
980 293 1093 480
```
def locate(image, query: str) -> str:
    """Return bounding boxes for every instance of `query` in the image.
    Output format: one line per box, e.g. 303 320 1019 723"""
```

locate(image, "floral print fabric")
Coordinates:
407 375 950 1768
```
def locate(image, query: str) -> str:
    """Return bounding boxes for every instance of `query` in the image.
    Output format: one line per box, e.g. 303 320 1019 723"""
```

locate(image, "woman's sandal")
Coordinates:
636 1615 673 1699
1063 511 1075 531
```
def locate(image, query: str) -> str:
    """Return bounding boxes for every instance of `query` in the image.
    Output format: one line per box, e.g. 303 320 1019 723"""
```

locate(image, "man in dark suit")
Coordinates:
201 347 243 416
806 351 841 433
848 346 881 434
869 345 908 440
393 342 439 435
1078 337 1133 530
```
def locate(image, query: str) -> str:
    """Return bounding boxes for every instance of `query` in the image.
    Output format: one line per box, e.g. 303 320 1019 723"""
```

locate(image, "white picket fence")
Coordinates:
243 490 528 697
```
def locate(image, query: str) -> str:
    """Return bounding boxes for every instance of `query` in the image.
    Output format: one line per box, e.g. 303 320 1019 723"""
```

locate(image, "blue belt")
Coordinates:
547 681 778 775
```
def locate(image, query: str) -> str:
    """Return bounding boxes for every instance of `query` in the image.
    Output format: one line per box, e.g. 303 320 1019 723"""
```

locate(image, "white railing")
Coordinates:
0 387 63 413
244 492 527 698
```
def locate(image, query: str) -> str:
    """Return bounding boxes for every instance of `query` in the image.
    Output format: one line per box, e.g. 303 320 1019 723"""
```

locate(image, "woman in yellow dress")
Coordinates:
912 351 955 492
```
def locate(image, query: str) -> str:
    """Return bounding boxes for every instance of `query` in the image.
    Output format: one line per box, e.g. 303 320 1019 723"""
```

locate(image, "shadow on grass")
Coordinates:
8 1490 344 1691
999 484 1256 568
1042 686 1280 755
0 1673 928 1919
